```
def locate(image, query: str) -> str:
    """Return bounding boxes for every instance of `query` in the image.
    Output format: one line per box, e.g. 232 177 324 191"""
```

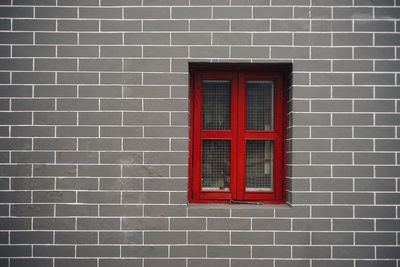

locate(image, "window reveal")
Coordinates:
189 68 286 204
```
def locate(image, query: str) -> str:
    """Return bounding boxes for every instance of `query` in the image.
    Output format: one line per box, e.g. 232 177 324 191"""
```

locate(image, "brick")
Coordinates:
96 126 138 138
124 7 169 19
144 205 186 217
124 59 170 72
12 178 53 190
0 164 31 177
213 6 251 18
253 219 291 230
100 73 141 85
355 179 395 192
13 72 55 84
375 33 400 46
58 46 99 57
190 46 229 58
0 191 30 203
333 7 372 18
79 85 121 98
188 232 229 244
33 245 75 257
55 259 97 267
0 245 31 257
170 218 206 230
78 165 120 177
272 47 309 59
76 246 120 257
293 219 330 231
36 32 77 45
0 7 33 17
12 99 55 111
312 179 352 191
56 204 97 216
313 261 353 267
122 218 168 230
143 20 188 31
55 232 97 244
333 193 373 204
101 20 141 31
232 47 269 58
312 20 352 32
333 166 373 177
58 20 99 31
172 7 211 18
58 0 98 5
0 59 32 71
334 247 374 259
355 20 394 32
122 245 167 257
333 33 372 46
0 218 31 230
271 20 310 31
57 99 98 111
35 7 76 18
144 259 185 267
333 219 374 231
102 178 142 191
79 112 121 126
11 231 53 244
207 246 250 258
355 206 396 218
99 259 142 267
79 7 121 19
190 20 229 31
58 72 98 84
170 245 206 257
100 204 142 217
124 112 169 126
354 152 395 165
11 204 54 217
355 73 395 85
33 138 76 150
356 233 396 245
312 206 353 218
34 218 75 230
123 165 169 177
376 166 400 177
0 112 31 126
33 164 76 177
78 218 120 230
10 258 53 267
253 246 291 258
144 231 185 244
80 33 122 45
292 192 331 203
0 19 10 31
12 152 53 163
57 178 97 190
293 246 331 258
356 261 397 267
231 20 270 31
99 232 142 244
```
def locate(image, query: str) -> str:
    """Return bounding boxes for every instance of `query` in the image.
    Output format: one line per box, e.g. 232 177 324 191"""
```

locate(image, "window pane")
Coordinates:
202 80 231 130
246 81 274 131
202 140 230 191
246 140 273 191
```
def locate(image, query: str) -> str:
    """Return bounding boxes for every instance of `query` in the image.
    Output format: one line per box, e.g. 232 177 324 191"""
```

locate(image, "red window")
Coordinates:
189 65 286 204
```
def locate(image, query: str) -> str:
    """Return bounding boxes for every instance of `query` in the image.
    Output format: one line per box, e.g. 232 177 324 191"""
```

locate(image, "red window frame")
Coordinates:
189 65 286 204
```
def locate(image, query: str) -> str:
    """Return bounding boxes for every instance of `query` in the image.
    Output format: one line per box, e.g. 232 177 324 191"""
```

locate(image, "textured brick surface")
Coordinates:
0 1 398 265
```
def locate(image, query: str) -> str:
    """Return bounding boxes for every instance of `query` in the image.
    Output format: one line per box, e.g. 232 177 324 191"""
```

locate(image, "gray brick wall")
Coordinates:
0 0 399 266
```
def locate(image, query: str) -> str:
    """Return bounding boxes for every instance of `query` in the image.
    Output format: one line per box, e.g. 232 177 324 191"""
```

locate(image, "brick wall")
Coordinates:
0 0 399 266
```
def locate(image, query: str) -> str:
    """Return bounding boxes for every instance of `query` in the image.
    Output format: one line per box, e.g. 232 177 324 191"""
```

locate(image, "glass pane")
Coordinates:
246 81 274 131
202 140 230 191
246 140 273 191
202 80 231 130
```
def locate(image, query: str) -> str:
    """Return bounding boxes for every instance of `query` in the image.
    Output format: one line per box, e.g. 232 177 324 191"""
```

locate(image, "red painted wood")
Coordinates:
189 67 286 204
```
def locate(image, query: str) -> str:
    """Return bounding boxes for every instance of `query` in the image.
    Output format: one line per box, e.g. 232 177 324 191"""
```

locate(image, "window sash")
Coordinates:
190 70 285 204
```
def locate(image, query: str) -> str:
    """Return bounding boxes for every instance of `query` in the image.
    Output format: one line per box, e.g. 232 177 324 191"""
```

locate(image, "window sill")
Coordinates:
187 202 291 210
